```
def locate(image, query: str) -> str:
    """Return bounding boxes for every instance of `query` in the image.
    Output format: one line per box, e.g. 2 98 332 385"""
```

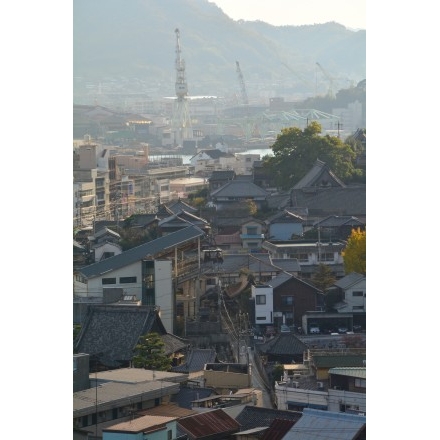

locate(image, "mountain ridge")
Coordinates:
73 0 365 100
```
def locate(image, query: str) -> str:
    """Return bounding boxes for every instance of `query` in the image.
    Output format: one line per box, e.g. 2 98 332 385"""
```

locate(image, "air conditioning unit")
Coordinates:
291 381 299 388
293 373 301 379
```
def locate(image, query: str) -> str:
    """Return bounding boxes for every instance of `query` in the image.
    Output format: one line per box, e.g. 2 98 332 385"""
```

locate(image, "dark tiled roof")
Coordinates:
167 200 198 214
178 409 240 438
270 258 301 273
193 149 235 160
170 387 215 410
266 210 304 224
313 215 364 228
290 186 366 217
74 305 169 368
312 355 366 368
256 333 308 356
211 180 269 198
334 272 365 289
79 226 205 279
235 406 302 432
293 159 346 189
171 349 218 373
209 170 236 181
161 333 190 356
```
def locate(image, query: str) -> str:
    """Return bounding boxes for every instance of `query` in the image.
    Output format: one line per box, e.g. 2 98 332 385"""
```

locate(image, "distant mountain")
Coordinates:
73 0 365 101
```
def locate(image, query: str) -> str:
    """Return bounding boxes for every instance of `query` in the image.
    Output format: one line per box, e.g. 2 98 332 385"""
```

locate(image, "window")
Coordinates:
353 291 364 297
256 295 266 305
281 296 293 306
320 252 334 262
167 430 172 440
355 378 366 388
256 316 266 320
290 253 308 262
247 242 258 248
353 306 364 310
102 252 115 259
102 277 116 285
247 226 258 235
120 276 137 284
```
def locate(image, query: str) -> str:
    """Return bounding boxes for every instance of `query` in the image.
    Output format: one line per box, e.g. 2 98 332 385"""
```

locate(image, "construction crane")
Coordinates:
235 61 249 105
280 61 315 94
172 28 193 146
316 62 336 98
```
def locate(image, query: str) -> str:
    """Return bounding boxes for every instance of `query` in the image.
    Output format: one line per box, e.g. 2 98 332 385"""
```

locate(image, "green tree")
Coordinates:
132 332 172 371
342 228 366 275
263 121 357 190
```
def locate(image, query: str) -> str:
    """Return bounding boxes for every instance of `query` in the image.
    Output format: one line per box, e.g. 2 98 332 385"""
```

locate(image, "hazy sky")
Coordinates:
208 0 366 30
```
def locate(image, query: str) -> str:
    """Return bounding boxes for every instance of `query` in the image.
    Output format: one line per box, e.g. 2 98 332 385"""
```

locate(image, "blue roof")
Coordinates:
283 408 366 440
79 225 205 279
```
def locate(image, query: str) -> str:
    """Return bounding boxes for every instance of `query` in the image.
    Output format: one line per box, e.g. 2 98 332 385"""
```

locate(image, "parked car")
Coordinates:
338 326 348 334
309 325 320 334
280 324 291 333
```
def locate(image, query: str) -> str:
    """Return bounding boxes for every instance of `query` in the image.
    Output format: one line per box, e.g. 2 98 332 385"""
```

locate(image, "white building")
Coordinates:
251 284 273 324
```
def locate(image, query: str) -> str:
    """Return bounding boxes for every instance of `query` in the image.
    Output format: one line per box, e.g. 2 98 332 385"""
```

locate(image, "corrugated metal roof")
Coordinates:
178 409 240 438
282 408 366 440
79 225 205 279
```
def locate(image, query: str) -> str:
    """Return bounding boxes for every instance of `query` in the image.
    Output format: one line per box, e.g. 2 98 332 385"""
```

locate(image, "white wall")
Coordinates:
251 285 273 324
154 260 173 333
80 261 143 299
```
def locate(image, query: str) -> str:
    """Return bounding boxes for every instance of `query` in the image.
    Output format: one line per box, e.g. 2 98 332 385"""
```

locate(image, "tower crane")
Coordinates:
316 62 336 98
172 28 193 146
235 61 249 105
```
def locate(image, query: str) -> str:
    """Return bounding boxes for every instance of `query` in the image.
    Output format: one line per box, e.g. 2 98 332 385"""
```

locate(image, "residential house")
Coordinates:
102 415 178 440
327 367 366 414
268 272 325 329
262 239 346 279
210 180 270 211
306 349 366 381
73 226 206 333
89 227 123 262
251 284 274 326
208 170 236 192
274 352 366 415
74 305 189 369
282 408 366 440
190 149 238 176
255 333 308 364
259 418 297 440
158 210 211 236
203 363 251 393
313 215 365 241
177 408 240 440
266 210 305 240
332 272 366 315
73 370 186 438
265 159 367 224
169 176 207 199
171 348 218 385
240 218 266 250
